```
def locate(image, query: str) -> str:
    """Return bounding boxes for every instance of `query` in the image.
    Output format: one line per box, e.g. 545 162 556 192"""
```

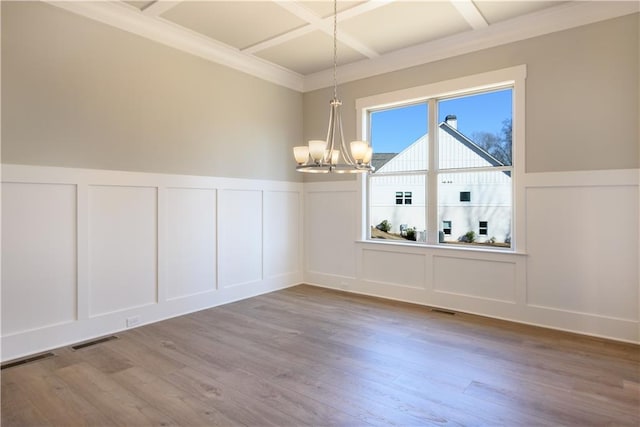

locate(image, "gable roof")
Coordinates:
375 122 505 174
371 153 397 171
439 122 505 167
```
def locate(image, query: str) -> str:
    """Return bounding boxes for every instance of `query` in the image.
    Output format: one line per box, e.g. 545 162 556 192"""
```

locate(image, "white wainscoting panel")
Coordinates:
1 164 303 361
304 170 639 343
526 185 639 321
433 256 517 303
362 248 426 289
264 191 300 279
305 189 357 279
88 185 158 316
166 188 217 300
217 189 263 288
1 183 77 335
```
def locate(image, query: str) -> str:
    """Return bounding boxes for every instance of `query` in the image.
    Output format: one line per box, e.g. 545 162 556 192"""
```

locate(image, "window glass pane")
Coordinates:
370 174 426 242
442 221 452 235
438 171 511 247
370 103 428 173
438 88 512 169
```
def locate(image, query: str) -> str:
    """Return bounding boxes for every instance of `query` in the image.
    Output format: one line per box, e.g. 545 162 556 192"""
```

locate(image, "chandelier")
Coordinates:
293 0 374 174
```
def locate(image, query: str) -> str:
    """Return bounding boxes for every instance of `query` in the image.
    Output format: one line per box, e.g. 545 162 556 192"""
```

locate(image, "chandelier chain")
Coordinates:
333 0 338 100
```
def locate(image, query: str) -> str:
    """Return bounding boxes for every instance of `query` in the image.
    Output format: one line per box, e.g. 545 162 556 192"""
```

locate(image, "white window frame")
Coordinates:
355 65 526 252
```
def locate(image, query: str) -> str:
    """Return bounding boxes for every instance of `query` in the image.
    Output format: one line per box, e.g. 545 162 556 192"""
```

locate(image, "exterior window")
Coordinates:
395 191 413 205
360 66 524 250
443 221 452 235
479 221 488 235
369 103 427 242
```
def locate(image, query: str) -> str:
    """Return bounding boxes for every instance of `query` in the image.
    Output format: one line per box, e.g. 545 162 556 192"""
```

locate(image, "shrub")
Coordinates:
376 220 392 233
405 227 416 241
459 231 476 243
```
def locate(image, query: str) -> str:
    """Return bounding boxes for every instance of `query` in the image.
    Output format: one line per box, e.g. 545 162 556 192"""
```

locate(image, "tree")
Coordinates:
471 118 512 165
500 118 512 164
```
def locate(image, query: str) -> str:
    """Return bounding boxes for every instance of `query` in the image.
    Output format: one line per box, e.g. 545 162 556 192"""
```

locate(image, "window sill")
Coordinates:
356 239 528 256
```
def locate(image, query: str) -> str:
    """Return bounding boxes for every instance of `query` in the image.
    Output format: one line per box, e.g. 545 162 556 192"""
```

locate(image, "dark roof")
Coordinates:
371 123 506 174
439 122 504 167
372 153 397 170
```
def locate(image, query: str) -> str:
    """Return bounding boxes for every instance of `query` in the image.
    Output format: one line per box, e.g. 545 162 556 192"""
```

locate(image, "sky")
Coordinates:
370 88 512 153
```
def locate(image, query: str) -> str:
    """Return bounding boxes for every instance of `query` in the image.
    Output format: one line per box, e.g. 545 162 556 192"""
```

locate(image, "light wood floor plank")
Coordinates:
2 285 638 426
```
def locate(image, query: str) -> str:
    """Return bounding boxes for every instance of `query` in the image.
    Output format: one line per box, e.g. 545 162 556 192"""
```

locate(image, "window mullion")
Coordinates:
426 98 438 245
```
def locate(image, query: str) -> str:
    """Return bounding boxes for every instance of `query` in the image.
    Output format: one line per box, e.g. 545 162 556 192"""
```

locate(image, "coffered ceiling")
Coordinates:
47 1 639 92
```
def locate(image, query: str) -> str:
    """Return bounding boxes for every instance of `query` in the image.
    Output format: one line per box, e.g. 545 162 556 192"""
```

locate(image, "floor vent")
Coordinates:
432 308 456 315
1 352 55 370
71 335 118 350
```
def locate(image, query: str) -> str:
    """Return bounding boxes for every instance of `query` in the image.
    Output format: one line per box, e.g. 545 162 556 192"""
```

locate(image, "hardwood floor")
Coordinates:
2 285 639 426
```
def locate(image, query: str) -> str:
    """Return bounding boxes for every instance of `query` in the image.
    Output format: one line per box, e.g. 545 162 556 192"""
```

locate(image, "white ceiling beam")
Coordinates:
450 0 489 30
243 25 314 55
141 1 183 17
272 0 379 59
335 0 396 22
246 0 397 56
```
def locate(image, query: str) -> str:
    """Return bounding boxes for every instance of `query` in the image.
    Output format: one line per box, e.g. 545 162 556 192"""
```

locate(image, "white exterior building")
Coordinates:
370 118 512 244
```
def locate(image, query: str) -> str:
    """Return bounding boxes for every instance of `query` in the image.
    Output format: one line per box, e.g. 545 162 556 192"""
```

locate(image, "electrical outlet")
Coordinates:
340 281 349 289
126 316 141 328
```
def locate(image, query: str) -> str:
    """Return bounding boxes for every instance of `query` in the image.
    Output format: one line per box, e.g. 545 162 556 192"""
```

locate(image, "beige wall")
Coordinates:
4 3 637 183
2 2 303 182
303 13 639 181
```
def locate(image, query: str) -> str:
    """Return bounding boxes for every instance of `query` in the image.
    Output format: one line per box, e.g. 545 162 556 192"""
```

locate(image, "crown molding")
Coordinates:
43 1 638 94
45 0 304 92
303 1 640 92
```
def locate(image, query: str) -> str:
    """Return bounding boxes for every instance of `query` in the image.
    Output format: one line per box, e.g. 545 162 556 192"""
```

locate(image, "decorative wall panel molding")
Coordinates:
1 164 303 361
1 182 77 335
304 169 639 343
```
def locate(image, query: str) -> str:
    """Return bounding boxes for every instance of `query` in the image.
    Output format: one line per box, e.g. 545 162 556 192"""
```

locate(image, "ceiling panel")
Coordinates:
255 30 367 76
475 1 566 24
299 1 365 19
123 1 155 11
339 1 472 55
160 1 308 50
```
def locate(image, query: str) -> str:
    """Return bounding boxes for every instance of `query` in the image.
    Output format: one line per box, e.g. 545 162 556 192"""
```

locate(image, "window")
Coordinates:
479 221 488 235
404 192 412 204
358 66 525 250
395 191 413 205
443 220 452 235
368 102 427 241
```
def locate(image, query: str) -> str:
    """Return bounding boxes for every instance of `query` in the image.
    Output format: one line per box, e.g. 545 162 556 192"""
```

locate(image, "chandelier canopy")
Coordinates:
293 0 374 174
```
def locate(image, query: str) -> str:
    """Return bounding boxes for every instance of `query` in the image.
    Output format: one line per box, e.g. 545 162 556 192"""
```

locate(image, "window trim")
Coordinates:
355 65 526 252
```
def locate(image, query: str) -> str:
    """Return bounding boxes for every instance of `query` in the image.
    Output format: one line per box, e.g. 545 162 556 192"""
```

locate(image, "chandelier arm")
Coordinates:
326 102 337 162
336 105 355 165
